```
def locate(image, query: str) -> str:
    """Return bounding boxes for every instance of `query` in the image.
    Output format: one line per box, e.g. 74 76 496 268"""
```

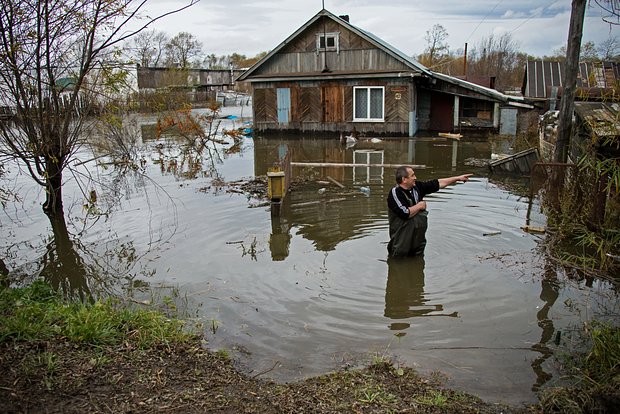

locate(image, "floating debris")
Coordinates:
521 225 546 234
483 231 501 236
359 186 371 196
464 158 490 167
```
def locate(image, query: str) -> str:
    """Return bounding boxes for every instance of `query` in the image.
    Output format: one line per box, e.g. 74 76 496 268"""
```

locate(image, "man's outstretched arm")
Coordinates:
438 174 473 189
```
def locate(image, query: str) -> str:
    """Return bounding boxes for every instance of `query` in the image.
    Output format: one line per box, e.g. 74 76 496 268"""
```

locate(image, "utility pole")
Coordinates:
554 0 586 163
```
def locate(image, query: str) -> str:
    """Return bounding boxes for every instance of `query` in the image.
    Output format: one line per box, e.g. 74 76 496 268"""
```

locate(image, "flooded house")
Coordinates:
236 8 527 137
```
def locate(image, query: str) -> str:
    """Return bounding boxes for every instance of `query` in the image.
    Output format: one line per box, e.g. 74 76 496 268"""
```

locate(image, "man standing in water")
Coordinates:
387 166 472 258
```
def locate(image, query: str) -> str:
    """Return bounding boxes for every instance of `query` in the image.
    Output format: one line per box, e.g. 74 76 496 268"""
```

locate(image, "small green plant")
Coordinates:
90 352 110 369
39 351 59 373
209 318 219 335
414 390 448 407
216 348 230 359
356 384 396 406
370 351 391 366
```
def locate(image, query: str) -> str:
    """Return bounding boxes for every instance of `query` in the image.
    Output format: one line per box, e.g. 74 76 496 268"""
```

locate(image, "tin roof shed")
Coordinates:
522 60 620 101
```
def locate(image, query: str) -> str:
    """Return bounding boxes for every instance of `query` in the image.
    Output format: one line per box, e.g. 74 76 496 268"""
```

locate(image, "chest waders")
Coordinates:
387 190 429 258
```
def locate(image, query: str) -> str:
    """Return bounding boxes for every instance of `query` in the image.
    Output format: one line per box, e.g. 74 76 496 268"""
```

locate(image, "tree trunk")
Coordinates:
44 213 91 300
42 156 64 218
554 0 586 163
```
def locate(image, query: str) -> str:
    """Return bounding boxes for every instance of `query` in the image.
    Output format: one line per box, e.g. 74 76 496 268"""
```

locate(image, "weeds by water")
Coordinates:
541 161 620 283
0 280 193 347
540 321 620 413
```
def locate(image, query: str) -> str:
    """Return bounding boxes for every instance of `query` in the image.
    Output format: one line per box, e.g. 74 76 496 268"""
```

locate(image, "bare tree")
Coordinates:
129 29 169 67
579 41 600 61
467 32 521 90
420 24 449 68
0 0 197 220
164 32 203 68
203 53 218 69
598 36 620 60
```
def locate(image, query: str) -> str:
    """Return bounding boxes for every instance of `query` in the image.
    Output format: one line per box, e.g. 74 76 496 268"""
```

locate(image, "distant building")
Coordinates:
137 66 248 100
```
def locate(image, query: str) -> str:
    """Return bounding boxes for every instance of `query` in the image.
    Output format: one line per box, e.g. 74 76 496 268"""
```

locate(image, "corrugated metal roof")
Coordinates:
523 60 620 99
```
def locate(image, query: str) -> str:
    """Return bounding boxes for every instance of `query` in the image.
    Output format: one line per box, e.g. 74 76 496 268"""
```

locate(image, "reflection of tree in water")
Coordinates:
11 214 156 302
152 105 244 180
384 257 457 331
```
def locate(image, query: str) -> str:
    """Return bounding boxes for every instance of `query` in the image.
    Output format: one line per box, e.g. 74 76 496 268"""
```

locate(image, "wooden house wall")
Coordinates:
252 20 412 76
252 78 412 135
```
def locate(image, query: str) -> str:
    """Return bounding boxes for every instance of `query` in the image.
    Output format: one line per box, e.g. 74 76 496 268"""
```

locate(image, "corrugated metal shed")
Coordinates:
522 60 620 99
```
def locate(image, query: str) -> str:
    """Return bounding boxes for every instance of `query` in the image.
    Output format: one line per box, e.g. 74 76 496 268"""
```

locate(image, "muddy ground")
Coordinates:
1 339 538 413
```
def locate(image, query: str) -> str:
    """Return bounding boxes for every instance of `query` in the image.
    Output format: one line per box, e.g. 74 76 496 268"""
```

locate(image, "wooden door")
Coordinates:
322 85 344 123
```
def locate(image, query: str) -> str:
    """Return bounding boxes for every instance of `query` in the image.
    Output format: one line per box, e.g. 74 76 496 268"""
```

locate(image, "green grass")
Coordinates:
0 281 194 348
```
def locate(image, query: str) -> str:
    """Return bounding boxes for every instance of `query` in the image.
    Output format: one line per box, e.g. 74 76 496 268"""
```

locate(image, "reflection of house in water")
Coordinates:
256 136 494 256
353 149 384 183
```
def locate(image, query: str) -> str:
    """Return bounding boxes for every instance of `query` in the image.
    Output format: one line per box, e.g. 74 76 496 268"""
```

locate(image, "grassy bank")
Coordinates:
0 282 615 413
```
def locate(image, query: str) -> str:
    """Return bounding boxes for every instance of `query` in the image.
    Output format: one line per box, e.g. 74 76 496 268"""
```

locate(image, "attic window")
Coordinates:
316 32 339 53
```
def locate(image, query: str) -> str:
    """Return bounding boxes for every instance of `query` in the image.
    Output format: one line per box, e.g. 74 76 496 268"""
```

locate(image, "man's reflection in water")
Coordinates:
384 257 457 331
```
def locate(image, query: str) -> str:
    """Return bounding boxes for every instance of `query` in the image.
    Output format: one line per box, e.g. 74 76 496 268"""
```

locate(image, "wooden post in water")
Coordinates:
267 167 286 202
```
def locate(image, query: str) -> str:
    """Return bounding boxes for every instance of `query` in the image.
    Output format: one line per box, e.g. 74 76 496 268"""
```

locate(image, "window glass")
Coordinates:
317 33 338 51
354 88 368 119
369 88 383 119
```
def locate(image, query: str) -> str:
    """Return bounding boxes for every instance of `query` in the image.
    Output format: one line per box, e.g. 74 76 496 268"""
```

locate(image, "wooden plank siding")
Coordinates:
253 80 412 135
253 19 411 76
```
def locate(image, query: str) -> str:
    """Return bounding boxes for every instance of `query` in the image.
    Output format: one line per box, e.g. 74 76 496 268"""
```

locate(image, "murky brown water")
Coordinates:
1 107 617 405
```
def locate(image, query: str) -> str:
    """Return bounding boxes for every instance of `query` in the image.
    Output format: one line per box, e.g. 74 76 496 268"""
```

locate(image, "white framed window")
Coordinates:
353 86 384 122
316 32 339 52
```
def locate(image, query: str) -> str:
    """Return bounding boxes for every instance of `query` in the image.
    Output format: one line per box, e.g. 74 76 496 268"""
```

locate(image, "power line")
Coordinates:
509 0 558 36
465 0 504 43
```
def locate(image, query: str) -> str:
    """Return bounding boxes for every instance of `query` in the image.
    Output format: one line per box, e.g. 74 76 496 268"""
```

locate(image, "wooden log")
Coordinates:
326 175 345 188
438 132 462 140
521 225 546 234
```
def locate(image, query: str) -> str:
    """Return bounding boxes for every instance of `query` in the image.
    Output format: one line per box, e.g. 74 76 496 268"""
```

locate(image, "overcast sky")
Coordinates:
137 0 619 58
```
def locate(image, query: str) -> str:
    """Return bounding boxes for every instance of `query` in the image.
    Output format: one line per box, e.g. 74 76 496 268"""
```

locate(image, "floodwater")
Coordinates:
1 106 617 405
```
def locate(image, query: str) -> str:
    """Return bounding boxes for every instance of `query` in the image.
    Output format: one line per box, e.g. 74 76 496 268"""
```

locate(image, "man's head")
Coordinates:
395 166 416 189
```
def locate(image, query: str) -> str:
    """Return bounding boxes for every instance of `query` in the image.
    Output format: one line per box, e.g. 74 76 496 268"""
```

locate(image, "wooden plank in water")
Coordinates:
438 132 462 140
326 175 345 188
